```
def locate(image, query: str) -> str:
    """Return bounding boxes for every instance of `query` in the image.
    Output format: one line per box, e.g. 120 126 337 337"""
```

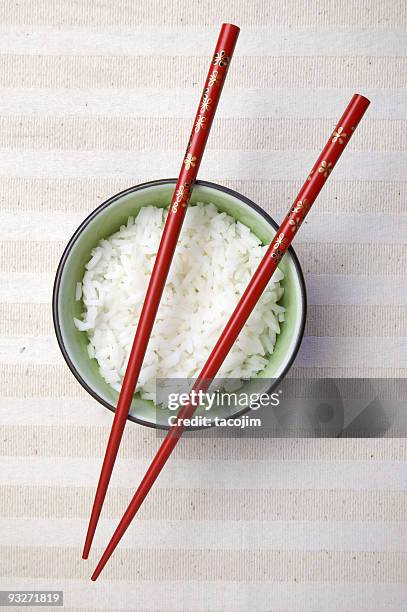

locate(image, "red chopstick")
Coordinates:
90 93 370 580
82 23 240 559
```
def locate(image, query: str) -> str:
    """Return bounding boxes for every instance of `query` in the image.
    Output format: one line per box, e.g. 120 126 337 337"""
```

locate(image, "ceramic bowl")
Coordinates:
53 179 306 429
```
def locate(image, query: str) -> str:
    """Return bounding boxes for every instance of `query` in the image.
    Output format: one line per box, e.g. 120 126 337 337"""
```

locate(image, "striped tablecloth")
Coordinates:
0 1 406 610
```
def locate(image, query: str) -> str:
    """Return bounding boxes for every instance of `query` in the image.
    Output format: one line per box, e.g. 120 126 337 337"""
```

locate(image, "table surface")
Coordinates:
0 1 406 610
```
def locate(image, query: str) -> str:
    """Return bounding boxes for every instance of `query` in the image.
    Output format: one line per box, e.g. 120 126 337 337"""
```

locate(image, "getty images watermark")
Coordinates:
166 387 281 429
153 377 407 437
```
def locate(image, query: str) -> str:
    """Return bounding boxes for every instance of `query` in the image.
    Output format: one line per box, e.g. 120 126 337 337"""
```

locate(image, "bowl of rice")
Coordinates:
53 179 306 429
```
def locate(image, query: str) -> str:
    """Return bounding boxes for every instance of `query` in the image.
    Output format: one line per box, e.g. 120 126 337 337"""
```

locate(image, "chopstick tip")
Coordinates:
90 556 107 581
82 541 91 559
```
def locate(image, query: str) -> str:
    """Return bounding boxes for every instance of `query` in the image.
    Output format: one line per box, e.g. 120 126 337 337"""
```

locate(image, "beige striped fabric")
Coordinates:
0 1 406 610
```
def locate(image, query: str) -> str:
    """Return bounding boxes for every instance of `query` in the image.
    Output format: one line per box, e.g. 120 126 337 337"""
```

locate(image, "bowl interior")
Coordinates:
54 180 306 428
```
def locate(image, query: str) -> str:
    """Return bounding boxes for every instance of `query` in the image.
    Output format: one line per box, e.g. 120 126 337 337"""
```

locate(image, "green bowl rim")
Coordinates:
52 178 307 429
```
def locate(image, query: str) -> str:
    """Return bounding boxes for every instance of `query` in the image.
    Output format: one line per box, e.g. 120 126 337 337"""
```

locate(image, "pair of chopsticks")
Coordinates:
83 24 370 580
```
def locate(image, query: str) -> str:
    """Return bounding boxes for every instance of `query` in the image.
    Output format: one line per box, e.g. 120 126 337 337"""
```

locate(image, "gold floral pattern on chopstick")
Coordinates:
318 160 333 178
213 50 229 67
200 95 212 113
171 181 194 214
208 70 220 86
288 199 308 218
184 153 196 169
332 126 347 144
289 216 302 233
194 115 206 132
174 184 184 210
171 184 185 213
293 198 309 214
274 232 288 249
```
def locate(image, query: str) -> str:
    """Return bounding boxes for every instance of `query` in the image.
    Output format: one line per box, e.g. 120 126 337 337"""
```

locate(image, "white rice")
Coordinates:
74 202 285 401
